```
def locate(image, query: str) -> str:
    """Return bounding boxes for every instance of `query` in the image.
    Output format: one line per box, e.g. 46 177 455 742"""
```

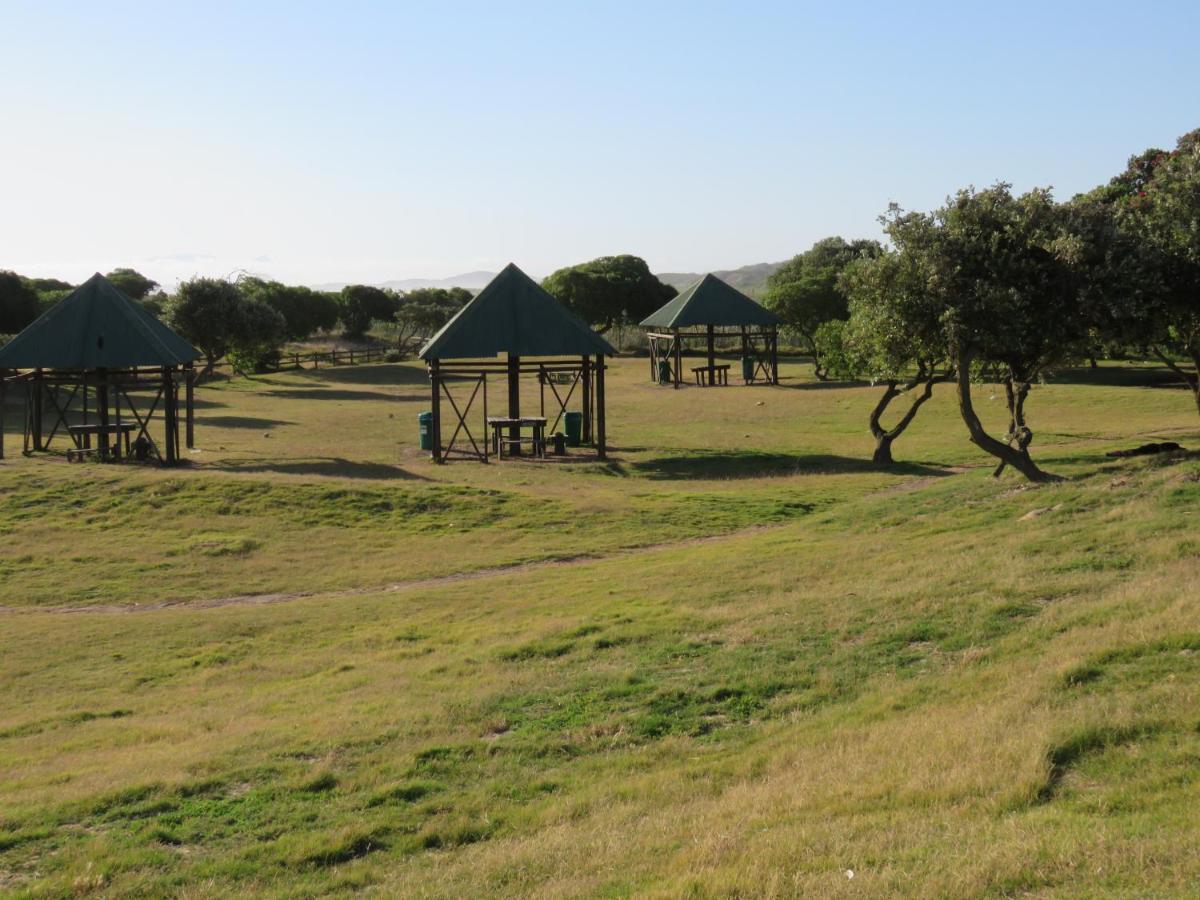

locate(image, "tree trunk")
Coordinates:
1151 345 1200 415
803 335 828 381
872 434 895 465
955 349 1058 483
867 363 949 466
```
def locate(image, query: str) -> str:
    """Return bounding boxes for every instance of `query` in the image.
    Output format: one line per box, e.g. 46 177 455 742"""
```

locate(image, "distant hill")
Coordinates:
656 261 784 298
312 271 496 293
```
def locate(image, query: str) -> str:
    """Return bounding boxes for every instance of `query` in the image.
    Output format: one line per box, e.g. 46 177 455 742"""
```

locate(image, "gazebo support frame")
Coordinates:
646 325 779 388
1 364 194 465
426 355 606 463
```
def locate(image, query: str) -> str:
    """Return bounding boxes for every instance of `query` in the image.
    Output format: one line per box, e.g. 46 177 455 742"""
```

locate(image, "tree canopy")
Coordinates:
764 237 883 379
167 278 246 375
0 270 41 336
541 255 676 334
339 285 399 337
104 268 159 301
239 277 340 342
395 287 471 350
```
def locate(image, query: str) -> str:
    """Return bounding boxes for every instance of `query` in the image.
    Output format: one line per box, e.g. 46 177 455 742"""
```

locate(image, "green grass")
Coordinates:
1 356 1199 896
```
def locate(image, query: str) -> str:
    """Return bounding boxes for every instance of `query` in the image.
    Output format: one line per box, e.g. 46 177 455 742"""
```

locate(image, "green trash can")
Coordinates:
564 411 583 447
418 411 433 451
741 355 755 382
657 359 672 383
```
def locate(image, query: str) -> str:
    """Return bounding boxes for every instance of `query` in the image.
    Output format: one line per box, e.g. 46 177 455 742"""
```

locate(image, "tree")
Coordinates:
832 251 955 465
239 277 339 342
0 270 41 335
885 186 1085 482
167 277 244 376
105 268 159 301
394 287 470 351
541 255 676 334
1101 130 1200 413
339 285 399 337
763 237 882 379
227 298 288 374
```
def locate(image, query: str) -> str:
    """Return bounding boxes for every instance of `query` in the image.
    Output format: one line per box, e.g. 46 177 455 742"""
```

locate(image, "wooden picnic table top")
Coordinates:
486 416 548 426
690 363 731 370
68 423 139 434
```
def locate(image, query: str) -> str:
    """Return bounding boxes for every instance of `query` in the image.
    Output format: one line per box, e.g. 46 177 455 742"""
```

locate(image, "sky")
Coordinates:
2 0 1199 288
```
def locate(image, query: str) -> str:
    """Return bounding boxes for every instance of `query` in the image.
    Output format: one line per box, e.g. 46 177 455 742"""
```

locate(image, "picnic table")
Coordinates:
487 416 547 459
691 364 730 386
67 423 139 461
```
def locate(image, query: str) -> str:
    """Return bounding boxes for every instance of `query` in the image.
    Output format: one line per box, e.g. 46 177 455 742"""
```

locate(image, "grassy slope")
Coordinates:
1 357 1198 896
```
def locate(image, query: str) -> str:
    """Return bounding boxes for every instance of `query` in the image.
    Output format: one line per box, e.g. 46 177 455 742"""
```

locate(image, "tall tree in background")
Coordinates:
1103 129 1200 413
394 287 470 351
0 270 41 335
105 268 159 301
339 285 399 337
240 277 339 341
829 250 955 464
764 237 883 379
541 255 676 334
888 185 1085 482
167 278 245 377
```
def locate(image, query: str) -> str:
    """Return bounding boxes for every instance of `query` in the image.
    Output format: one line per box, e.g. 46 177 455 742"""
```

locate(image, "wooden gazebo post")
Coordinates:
581 355 592 444
673 328 682 389
31 369 44 451
97 368 110 457
185 363 196 449
162 366 178 465
595 353 606 459
0 371 6 460
430 359 442 462
507 352 521 455
706 324 716 385
770 325 779 384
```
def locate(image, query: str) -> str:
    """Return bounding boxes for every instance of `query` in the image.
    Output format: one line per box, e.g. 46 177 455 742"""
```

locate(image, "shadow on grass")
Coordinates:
209 457 428 480
1045 365 1191 389
266 388 402 402
202 415 296 429
294 363 429 387
629 450 955 481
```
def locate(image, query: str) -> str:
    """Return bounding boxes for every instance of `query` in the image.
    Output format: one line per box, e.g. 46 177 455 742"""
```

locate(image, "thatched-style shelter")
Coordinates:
0 274 199 464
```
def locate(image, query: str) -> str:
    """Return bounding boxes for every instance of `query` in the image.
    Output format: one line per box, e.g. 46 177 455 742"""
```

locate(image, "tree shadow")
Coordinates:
775 378 872 391
294 363 429 387
209 457 429 480
1045 365 1190 389
267 388 402 402
629 450 955 480
202 415 296 429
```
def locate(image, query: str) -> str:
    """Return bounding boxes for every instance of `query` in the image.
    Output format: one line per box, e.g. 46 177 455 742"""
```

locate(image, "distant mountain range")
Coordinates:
311 270 496 293
656 261 783 298
312 261 785 297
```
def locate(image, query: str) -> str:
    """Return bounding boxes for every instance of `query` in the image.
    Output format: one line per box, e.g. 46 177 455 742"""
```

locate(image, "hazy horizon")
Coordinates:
3 1 1198 288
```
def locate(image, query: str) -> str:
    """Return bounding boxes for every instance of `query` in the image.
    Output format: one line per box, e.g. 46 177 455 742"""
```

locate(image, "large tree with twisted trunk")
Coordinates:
883 186 1089 482
830 249 954 465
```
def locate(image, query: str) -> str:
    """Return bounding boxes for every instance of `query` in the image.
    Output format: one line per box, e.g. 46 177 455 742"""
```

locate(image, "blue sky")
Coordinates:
2 0 1198 286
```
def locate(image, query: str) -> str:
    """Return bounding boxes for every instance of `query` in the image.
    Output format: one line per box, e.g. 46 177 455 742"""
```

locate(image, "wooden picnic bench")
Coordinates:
67 423 138 461
691 364 730 386
487 416 547 459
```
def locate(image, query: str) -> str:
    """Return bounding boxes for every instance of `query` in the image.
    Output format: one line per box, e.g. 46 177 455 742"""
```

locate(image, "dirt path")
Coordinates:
0 525 784 617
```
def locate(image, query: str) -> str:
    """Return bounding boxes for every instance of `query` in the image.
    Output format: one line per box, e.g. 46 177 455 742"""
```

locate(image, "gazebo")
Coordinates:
419 263 614 462
0 273 200 465
640 273 782 388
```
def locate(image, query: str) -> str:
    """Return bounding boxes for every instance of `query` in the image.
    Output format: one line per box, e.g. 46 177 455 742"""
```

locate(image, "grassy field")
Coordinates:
1 355 1198 896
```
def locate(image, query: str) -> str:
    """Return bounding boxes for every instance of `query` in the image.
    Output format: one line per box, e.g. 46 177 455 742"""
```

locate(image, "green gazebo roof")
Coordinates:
419 263 614 360
0 273 199 370
639 274 782 329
